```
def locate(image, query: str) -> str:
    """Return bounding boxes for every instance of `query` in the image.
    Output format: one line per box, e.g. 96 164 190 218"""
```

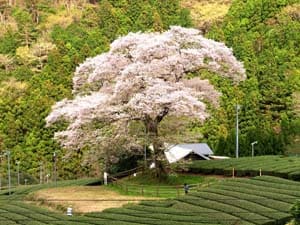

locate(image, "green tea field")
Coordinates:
0 175 299 224
188 155 300 180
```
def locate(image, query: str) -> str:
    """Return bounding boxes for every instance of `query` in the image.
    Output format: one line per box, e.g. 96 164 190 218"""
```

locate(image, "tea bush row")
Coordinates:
82 176 300 225
188 156 300 180
0 176 298 225
197 189 290 218
215 184 296 204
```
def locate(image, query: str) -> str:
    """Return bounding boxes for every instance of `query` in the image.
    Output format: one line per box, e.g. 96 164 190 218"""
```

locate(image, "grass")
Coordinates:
28 185 159 213
108 173 220 198
119 173 214 185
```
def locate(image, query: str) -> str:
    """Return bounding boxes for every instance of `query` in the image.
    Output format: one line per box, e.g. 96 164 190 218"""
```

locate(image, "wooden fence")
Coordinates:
109 181 212 198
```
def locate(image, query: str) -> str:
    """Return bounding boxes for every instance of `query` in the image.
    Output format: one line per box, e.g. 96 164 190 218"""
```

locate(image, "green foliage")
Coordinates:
291 200 300 222
0 0 192 179
0 31 20 54
289 172 300 181
202 0 300 156
12 7 37 46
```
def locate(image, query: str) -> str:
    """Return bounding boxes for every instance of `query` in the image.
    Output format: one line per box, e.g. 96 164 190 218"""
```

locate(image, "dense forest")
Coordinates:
0 0 299 180
203 0 300 156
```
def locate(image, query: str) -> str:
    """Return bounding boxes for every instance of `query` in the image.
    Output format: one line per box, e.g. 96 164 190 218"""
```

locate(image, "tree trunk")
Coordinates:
145 120 163 178
144 108 169 179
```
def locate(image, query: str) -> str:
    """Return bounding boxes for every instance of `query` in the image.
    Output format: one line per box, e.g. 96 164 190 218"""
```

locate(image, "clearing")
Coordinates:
29 185 159 213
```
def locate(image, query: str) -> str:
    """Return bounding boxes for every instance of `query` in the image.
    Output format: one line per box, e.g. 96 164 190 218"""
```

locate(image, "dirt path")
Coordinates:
30 186 159 213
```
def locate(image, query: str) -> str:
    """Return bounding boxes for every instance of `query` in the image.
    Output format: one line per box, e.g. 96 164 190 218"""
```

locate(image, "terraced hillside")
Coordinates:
0 176 298 224
188 155 300 180
84 176 296 225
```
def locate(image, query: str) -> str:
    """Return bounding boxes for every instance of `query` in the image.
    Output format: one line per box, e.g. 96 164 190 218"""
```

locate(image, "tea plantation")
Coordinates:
188 155 300 180
0 175 299 224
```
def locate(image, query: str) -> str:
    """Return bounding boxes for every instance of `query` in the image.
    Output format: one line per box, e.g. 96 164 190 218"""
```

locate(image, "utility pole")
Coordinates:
251 141 258 157
236 105 241 158
0 155 2 190
5 150 11 195
53 152 57 186
39 162 43 184
16 161 20 186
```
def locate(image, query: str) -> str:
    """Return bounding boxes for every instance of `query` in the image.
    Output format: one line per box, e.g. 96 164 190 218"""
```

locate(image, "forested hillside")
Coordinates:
0 0 191 178
0 0 299 179
202 0 300 156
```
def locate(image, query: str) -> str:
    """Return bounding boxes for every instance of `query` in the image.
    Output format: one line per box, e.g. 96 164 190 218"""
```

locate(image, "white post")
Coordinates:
259 168 262 176
67 207 73 216
46 174 50 183
104 172 108 185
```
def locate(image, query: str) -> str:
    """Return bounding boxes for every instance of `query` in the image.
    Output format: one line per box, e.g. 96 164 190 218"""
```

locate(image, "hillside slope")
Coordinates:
0 0 191 178
181 0 232 32
0 176 298 224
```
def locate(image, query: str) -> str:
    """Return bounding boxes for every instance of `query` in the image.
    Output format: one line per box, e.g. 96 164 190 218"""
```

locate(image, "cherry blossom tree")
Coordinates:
46 26 246 176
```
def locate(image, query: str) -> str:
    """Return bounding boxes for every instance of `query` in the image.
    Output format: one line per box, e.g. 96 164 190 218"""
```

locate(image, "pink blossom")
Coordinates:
46 26 246 150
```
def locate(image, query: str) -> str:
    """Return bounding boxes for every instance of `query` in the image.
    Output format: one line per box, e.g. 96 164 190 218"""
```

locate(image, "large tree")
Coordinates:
46 26 246 176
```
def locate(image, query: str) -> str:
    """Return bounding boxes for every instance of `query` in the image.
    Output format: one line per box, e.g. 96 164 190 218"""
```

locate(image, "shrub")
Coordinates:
289 172 300 181
290 200 300 222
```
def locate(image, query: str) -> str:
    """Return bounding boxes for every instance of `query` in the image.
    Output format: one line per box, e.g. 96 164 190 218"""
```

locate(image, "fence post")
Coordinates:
125 185 128 194
259 168 262 176
232 167 235 178
104 172 108 185
141 186 144 196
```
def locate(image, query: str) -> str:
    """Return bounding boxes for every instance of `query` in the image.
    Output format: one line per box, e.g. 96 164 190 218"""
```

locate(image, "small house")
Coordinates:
164 143 214 163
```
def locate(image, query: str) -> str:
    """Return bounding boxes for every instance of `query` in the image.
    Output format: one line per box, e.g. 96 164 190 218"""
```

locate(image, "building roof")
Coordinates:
164 143 213 163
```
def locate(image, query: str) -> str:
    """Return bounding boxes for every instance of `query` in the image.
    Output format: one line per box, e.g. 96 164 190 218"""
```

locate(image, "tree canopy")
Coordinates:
46 26 246 176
